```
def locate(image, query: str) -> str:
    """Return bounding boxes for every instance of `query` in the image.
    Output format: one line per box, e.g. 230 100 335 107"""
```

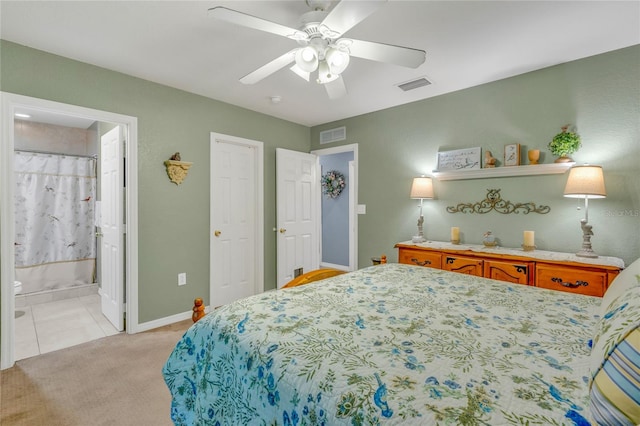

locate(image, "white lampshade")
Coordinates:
564 165 606 199
294 46 318 73
325 47 350 75
410 177 434 199
316 60 339 84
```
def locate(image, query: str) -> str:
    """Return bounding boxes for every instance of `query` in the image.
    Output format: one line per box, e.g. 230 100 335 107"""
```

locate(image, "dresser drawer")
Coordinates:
443 255 483 277
484 260 532 285
535 264 606 297
398 248 442 269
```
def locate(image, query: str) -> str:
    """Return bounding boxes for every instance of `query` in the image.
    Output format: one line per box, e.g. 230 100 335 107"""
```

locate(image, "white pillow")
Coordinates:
600 257 640 317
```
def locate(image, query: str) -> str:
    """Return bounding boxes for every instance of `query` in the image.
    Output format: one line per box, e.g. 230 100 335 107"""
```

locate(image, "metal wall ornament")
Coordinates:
446 189 551 214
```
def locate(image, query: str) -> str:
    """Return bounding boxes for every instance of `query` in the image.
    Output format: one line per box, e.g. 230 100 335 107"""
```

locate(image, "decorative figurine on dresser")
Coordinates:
482 231 497 247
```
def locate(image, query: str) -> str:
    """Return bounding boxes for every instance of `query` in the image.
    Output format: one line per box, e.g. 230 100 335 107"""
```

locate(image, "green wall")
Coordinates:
0 40 310 323
1 40 639 334
311 45 640 268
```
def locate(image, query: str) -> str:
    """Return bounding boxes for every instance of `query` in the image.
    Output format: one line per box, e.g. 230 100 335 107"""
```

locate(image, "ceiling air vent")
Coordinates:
397 76 432 92
319 126 346 144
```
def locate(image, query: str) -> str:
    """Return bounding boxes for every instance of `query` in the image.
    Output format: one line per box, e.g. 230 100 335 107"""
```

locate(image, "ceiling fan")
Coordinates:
208 0 426 99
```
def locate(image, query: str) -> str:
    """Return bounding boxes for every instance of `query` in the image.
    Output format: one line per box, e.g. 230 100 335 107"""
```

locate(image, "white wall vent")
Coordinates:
319 126 346 144
397 76 432 92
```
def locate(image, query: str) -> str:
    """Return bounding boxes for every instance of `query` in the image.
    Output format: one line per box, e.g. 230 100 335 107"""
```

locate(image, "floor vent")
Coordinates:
397 77 432 92
319 126 346 144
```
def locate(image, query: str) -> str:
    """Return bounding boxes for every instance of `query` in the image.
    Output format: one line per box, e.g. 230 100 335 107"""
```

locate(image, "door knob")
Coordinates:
95 232 103 237
214 230 221 237
279 228 286 234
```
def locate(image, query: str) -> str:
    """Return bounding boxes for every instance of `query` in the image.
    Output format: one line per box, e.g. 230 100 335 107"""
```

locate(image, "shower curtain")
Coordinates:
14 151 97 294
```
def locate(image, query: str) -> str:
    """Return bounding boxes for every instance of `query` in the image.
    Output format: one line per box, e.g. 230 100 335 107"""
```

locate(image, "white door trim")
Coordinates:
0 92 139 369
311 143 358 271
210 133 264 305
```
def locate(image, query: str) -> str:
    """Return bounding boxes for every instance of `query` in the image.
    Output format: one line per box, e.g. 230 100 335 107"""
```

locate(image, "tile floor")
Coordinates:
14 293 121 360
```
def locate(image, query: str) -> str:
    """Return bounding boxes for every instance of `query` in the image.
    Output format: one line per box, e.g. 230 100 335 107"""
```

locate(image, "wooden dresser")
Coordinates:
395 241 625 297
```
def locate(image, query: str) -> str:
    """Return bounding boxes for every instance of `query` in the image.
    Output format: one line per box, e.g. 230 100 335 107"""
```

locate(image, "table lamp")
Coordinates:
410 176 434 243
563 165 606 258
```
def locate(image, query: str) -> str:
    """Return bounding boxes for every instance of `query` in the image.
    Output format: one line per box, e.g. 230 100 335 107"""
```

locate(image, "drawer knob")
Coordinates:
551 277 589 288
411 258 431 266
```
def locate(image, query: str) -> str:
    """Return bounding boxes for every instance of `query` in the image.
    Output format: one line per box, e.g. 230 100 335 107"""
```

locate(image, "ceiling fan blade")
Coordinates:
208 7 308 41
348 39 426 69
320 0 387 38
324 75 347 100
240 50 297 85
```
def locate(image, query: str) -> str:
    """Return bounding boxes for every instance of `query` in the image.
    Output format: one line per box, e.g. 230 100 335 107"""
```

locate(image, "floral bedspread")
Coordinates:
163 263 600 425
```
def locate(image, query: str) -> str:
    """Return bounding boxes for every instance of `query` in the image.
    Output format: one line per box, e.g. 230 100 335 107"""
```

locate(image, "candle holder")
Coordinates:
528 149 540 165
451 239 460 245
522 244 536 252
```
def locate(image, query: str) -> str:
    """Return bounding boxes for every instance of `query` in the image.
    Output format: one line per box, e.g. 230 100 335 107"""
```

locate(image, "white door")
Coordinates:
276 148 319 288
100 126 124 331
210 134 263 307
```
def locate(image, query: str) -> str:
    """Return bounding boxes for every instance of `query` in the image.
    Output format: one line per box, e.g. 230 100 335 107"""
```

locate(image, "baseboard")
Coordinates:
133 305 210 333
104 284 210 334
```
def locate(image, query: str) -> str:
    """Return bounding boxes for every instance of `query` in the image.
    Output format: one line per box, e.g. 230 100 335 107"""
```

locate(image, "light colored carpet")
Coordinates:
1 319 192 426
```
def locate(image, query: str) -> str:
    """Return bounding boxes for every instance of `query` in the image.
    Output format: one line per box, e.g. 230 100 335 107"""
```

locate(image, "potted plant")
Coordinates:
548 125 581 162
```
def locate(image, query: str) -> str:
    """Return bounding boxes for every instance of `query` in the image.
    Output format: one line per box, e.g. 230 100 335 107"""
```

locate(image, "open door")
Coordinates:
99 126 124 331
276 148 320 288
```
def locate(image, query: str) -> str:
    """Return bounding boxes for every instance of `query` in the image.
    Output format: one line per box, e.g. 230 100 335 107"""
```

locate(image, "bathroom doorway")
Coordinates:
1 93 139 370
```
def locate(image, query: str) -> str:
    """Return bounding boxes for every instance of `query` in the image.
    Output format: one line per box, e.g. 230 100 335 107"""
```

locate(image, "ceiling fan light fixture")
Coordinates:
295 46 319 72
325 47 350 75
316 60 339 84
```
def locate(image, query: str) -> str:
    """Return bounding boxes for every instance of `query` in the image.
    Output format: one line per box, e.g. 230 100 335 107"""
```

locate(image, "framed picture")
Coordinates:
436 147 481 171
504 143 520 166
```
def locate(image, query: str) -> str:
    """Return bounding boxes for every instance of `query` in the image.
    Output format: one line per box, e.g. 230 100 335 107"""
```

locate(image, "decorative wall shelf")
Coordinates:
164 160 193 185
432 162 574 181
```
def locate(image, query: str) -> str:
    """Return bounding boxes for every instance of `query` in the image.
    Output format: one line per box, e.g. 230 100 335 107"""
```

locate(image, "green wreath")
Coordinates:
321 170 346 198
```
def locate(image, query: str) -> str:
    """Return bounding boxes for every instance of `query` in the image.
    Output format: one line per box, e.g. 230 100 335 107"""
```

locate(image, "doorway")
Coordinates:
274 145 358 288
0 92 139 370
312 144 358 272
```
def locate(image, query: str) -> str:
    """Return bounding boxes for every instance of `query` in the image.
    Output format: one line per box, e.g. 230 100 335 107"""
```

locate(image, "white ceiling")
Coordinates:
2 1 639 127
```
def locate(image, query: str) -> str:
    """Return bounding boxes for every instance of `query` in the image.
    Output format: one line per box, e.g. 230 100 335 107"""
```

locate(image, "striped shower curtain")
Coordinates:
14 151 97 294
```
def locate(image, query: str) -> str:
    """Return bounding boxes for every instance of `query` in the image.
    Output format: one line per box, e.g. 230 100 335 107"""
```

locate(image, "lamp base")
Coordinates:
576 249 598 259
576 219 598 258
412 235 425 243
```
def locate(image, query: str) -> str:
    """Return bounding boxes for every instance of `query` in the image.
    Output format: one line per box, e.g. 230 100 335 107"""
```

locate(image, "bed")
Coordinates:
163 260 640 425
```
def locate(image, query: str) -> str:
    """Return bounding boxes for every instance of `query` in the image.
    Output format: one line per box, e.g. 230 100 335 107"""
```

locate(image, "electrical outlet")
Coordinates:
178 273 187 286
